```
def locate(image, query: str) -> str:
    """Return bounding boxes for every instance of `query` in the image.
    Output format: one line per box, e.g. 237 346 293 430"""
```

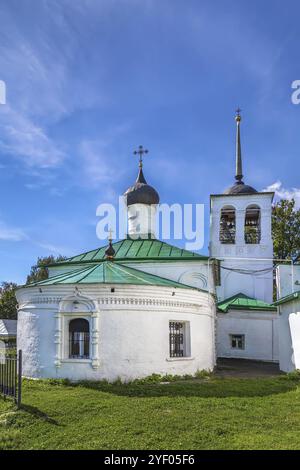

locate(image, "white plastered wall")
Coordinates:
278 299 300 372
16 284 216 382
127 203 157 239
217 309 279 362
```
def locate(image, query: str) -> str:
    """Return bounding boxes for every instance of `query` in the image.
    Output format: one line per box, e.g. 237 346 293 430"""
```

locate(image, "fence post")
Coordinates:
17 350 22 409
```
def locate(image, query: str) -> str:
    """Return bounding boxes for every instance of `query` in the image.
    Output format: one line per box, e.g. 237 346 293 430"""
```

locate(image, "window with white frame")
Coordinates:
169 321 189 358
69 318 90 359
230 334 245 350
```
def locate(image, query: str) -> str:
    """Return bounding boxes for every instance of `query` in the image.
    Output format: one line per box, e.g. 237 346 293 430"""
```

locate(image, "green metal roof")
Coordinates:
25 261 199 290
273 290 300 306
218 293 277 313
49 239 208 267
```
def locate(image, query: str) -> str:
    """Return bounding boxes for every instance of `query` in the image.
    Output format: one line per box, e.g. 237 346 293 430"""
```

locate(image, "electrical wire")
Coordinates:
221 265 274 275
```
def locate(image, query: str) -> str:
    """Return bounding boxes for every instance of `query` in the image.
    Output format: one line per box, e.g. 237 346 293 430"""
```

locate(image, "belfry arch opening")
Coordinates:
220 206 236 244
244 205 261 244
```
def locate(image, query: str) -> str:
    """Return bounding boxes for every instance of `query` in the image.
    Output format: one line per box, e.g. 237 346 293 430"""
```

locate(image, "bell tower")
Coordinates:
210 111 274 303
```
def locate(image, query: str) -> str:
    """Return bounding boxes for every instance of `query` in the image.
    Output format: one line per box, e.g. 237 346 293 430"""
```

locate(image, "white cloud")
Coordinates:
0 12 68 169
0 3 107 173
0 221 27 242
0 105 65 168
78 122 131 190
263 181 300 209
36 242 73 256
80 140 116 185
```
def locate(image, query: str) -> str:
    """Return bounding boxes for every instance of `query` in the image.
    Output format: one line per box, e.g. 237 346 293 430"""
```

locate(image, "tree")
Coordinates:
26 255 67 285
272 199 300 260
0 282 18 320
0 255 67 320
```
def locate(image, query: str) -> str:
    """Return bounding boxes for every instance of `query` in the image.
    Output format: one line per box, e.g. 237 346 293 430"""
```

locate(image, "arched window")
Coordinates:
69 318 90 359
245 205 261 244
220 206 236 244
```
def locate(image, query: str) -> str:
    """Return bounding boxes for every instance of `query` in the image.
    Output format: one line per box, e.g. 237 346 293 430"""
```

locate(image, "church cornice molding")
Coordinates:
97 296 202 311
18 297 63 309
19 294 210 313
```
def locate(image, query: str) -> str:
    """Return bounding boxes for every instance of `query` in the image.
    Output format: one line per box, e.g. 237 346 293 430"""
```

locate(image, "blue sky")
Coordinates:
0 0 299 283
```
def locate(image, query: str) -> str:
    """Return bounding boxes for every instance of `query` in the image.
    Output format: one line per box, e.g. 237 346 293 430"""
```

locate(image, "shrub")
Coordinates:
284 369 300 381
195 369 212 379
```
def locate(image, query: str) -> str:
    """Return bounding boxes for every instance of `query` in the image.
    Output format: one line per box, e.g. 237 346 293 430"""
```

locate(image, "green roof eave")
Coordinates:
21 260 207 293
218 304 277 313
46 239 209 267
273 291 300 306
47 256 210 268
218 293 277 313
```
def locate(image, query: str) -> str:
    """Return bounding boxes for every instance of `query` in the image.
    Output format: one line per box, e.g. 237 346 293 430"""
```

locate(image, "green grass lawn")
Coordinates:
1 376 300 450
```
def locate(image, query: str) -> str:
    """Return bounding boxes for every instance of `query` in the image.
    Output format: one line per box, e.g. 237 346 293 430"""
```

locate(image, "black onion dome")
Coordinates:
224 181 257 195
124 167 160 206
105 240 116 259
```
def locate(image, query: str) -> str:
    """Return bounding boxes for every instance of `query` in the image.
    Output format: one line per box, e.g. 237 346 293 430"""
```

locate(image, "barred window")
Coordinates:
169 321 185 357
69 318 90 359
230 334 245 350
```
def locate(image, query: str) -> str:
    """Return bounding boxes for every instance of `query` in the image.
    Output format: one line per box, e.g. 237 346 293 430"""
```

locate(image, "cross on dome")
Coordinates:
133 145 148 168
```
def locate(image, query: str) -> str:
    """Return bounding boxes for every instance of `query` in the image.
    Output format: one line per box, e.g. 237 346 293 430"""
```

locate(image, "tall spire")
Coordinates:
235 108 243 184
223 110 257 195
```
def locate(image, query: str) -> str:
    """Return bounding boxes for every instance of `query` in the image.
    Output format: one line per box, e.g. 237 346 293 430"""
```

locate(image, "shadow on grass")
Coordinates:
66 376 300 399
20 404 60 426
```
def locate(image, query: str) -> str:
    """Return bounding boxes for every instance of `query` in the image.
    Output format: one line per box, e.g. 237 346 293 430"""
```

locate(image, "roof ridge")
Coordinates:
77 264 99 283
135 240 144 257
123 239 133 257
24 264 95 287
90 247 102 261
47 265 95 285
109 262 154 286
218 292 248 304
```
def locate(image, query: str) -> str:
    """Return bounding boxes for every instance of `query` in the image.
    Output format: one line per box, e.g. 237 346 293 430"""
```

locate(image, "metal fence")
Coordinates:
0 349 22 408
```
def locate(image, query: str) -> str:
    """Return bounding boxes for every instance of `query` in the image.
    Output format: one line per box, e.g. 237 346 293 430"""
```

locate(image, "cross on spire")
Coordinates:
235 107 242 122
108 227 113 242
134 145 148 168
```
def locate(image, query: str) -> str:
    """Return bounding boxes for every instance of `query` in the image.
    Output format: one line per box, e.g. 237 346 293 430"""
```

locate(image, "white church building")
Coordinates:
16 112 279 382
274 263 300 372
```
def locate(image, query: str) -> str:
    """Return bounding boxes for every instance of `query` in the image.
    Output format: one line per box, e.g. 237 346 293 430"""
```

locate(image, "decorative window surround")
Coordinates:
55 293 100 370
